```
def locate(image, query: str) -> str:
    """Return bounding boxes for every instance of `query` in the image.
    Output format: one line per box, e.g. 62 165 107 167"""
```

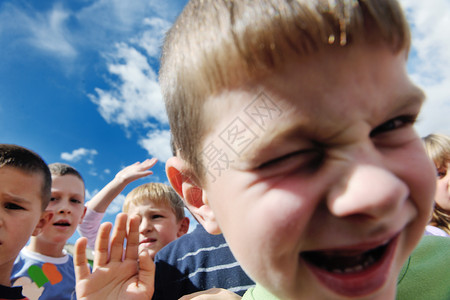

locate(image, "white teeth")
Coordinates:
344 265 363 273
331 264 364 274
364 255 375 268
354 264 364 272
329 254 376 274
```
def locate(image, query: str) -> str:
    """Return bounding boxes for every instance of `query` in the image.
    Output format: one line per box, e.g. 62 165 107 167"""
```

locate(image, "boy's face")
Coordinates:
127 202 185 259
198 43 436 299
40 174 86 244
0 167 46 284
435 162 450 211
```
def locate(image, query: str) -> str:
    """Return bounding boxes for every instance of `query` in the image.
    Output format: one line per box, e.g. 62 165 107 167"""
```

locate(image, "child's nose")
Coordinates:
56 202 72 214
327 164 408 220
57 207 71 214
139 219 154 233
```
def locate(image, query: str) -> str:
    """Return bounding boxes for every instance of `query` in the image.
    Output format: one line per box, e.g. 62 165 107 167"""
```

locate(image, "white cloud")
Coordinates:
0 3 76 58
88 42 167 127
29 5 76 57
399 0 450 136
85 188 99 202
104 169 111 174
76 0 164 35
132 17 171 58
85 189 124 215
138 129 172 162
88 169 98 176
61 148 98 163
105 194 125 215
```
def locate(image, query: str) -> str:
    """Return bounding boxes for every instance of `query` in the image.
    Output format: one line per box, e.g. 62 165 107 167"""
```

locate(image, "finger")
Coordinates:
124 214 141 260
74 237 90 282
143 158 158 169
109 213 128 262
94 222 112 270
138 248 156 297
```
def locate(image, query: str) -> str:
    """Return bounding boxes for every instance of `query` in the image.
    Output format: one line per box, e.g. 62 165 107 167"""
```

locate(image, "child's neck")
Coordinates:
0 263 13 287
27 237 66 258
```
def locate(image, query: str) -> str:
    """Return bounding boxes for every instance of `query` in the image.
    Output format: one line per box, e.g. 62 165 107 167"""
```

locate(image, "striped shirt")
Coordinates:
153 225 254 299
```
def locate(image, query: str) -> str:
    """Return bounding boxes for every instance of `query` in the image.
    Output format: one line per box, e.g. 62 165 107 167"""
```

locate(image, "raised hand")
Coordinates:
115 158 158 185
74 213 155 300
83 158 158 214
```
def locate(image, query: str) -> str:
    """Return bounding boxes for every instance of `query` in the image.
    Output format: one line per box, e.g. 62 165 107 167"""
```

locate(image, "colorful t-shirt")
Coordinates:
11 248 76 300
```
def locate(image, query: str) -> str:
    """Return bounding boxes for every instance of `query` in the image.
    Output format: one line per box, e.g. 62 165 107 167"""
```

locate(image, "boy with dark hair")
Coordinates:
0 144 52 299
13 159 159 300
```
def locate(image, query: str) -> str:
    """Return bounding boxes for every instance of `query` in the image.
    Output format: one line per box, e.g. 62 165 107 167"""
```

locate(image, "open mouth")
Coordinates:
53 221 70 227
300 235 398 297
301 241 388 274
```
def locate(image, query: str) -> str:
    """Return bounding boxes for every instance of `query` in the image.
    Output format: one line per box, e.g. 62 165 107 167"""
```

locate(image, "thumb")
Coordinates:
138 249 155 297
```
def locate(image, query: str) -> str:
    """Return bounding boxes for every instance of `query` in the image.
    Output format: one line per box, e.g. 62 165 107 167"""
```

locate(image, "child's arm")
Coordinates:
78 158 158 248
74 213 155 300
87 158 157 213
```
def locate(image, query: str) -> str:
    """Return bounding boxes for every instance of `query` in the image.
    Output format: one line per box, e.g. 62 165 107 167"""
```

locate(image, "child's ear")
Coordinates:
166 156 221 235
78 206 87 225
32 210 53 236
177 217 190 237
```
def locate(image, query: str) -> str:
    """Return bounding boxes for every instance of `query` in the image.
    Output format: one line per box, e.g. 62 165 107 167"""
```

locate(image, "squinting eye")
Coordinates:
256 149 324 174
370 115 417 137
152 215 163 219
50 197 56 201
5 203 25 210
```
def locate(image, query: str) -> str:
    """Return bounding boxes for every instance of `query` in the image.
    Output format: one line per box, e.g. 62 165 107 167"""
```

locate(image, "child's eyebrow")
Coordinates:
1 192 33 204
238 120 312 164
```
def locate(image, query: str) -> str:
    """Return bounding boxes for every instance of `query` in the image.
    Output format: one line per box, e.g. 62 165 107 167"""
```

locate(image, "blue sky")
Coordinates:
1 0 450 245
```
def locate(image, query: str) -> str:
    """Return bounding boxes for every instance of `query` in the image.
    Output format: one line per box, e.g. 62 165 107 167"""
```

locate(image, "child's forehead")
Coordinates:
129 200 174 212
51 174 85 195
0 166 43 201
201 44 424 165
52 174 84 184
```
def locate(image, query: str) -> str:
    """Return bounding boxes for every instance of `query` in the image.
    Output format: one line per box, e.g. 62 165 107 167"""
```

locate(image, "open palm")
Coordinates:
75 213 154 300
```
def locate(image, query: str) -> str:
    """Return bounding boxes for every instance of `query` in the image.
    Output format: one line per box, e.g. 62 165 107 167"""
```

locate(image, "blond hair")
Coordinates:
123 183 185 221
160 0 411 185
423 133 450 235
423 133 450 170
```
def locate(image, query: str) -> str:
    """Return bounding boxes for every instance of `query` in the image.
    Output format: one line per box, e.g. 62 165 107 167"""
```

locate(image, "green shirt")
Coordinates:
242 284 279 300
396 235 450 300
